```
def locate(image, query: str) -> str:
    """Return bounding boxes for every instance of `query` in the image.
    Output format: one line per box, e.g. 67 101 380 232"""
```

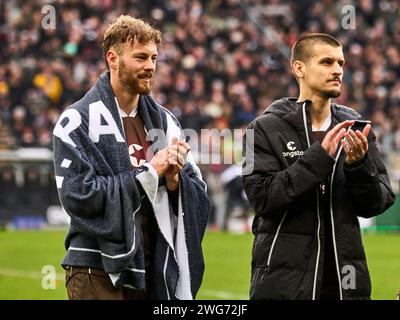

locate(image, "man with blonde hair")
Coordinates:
53 15 210 300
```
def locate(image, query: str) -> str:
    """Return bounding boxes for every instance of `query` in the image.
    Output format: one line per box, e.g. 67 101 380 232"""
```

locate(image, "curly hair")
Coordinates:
102 15 161 69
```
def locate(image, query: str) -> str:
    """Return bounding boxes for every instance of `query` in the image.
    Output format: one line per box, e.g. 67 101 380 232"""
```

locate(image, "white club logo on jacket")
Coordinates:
287 141 296 151
282 141 304 158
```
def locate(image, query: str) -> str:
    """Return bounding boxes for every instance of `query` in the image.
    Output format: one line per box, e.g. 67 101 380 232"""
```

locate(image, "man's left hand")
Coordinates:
164 138 191 191
341 124 371 164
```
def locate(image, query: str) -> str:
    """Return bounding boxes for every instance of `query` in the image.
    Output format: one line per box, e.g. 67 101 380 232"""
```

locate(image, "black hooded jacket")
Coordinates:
242 97 395 300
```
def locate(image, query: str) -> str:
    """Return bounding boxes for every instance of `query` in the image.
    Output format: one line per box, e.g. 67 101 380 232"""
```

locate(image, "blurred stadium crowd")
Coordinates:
0 0 399 229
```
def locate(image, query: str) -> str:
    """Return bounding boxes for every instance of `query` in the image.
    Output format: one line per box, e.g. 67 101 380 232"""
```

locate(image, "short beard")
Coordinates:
118 59 152 95
321 88 341 99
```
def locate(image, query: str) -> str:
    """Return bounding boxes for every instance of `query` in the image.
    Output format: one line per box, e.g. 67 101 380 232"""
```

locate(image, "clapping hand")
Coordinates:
321 120 354 157
164 137 190 191
341 124 371 164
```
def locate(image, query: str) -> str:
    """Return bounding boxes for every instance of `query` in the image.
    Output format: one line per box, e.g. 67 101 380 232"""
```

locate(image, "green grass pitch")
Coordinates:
0 230 399 300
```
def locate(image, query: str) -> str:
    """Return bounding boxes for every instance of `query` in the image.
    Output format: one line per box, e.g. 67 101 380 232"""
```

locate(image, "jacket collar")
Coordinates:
265 97 361 130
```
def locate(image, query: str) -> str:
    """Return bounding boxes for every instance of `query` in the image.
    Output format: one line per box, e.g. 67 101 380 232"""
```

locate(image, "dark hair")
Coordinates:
290 33 342 66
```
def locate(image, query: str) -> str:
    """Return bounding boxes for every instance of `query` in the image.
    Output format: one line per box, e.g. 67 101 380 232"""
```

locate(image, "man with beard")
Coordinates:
54 15 210 300
242 33 394 300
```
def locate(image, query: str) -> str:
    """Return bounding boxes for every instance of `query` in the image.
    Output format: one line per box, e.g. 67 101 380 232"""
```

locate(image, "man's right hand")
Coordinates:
149 148 170 177
149 140 189 178
321 120 354 158
164 139 190 190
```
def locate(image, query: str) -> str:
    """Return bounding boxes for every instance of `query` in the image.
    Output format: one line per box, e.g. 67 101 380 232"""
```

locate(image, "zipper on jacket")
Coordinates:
311 193 321 300
260 267 268 281
303 101 348 300
302 102 321 300
261 211 288 281
163 246 171 300
330 144 345 300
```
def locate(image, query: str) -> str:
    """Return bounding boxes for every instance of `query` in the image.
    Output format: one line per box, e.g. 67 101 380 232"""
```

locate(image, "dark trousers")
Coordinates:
65 266 147 300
